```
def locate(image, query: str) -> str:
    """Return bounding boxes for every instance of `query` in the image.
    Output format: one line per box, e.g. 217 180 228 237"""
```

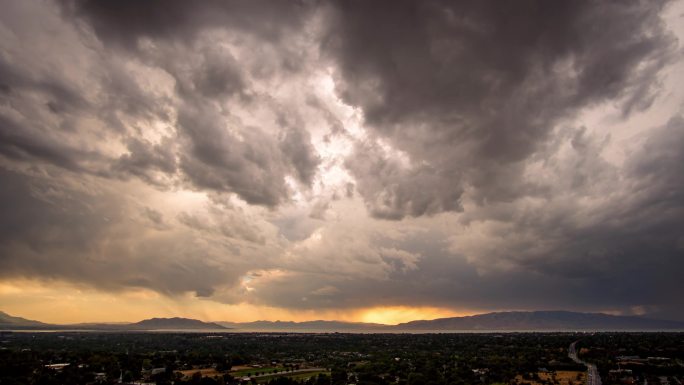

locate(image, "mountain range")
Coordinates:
395 311 684 330
0 311 226 330
2 310 683 331
217 320 387 331
0 310 49 328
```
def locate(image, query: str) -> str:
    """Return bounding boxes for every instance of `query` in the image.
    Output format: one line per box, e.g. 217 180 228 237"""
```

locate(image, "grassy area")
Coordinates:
230 367 280 376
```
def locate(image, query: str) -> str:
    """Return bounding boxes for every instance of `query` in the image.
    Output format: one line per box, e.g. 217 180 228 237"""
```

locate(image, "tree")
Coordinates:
408 372 426 385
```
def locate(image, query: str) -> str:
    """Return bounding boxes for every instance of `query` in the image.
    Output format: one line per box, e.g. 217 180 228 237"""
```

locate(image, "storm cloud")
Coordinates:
327 0 676 218
0 0 683 321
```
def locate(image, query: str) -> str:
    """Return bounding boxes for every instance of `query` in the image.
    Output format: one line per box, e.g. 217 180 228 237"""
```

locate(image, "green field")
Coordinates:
231 367 280 376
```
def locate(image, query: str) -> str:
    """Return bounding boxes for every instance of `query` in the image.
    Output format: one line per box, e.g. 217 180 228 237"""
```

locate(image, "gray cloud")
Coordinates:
112 137 177 185
234 115 684 319
0 0 321 207
0 0 314 298
177 103 287 206
325 0 676 219
190 48 246 99
345 139 464 219
65 0 311 50
0 0 682 321
0 169 217 296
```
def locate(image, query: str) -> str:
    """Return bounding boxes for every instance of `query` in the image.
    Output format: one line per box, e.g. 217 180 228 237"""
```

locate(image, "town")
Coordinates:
1 332 682 385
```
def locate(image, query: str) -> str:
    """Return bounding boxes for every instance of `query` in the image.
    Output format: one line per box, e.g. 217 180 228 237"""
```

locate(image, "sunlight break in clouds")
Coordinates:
359 306 469 326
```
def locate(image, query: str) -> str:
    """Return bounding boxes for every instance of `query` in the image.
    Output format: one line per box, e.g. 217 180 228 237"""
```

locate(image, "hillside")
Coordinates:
0 311 48 327
396 311 684 330
128 317 227 330
3 310 682 331
219 320 387 331
0 312 227 330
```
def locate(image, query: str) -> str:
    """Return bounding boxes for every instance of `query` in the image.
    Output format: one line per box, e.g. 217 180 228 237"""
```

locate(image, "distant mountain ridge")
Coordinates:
129 317 227 330
0 311 48 327
2 310 683 331
394 311 684 330
218 320 387 331
0 313 226 330
222 311 684 331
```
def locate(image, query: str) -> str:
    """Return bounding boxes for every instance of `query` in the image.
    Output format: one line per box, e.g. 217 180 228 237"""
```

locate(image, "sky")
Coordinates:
1 0 683 325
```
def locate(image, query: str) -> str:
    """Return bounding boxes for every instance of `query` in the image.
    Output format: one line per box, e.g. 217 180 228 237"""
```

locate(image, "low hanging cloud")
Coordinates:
0 0 683 321
0 169 231 297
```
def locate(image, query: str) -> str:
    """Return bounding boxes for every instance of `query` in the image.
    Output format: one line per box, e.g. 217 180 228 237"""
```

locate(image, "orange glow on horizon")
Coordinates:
0 279 475 325
358 306 473 325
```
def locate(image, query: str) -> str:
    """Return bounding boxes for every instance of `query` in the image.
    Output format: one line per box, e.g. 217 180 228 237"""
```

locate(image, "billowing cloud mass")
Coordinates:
1 0 683 322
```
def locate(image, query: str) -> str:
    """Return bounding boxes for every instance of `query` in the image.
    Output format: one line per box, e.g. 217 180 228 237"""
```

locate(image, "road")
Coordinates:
569 341 602 385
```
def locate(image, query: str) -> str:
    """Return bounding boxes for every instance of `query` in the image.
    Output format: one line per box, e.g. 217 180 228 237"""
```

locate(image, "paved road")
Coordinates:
587 364 601 385
569 341 602 385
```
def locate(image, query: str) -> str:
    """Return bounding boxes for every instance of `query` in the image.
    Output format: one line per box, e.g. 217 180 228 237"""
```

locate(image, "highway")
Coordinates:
569 341 602 385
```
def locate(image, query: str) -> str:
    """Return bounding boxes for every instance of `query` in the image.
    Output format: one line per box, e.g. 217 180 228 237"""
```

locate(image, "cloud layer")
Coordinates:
1 0 683 321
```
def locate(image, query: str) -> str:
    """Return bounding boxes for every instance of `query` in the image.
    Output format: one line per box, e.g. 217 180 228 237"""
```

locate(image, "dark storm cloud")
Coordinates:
346 140 464 219
451 118 684 282
0 2 168 178
0 0 314 297
71 0 322 206
65 0 310 49
0 115 84 171
112 137 177 185
1 0 683 321
0 161 288 300
242 230 599 312
0 0 320 207
0 55 89 114
176 102 319 206
272 117 684 319
325 0 676 219
0 52 97 172
0 167 258 297
191 50 246 99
